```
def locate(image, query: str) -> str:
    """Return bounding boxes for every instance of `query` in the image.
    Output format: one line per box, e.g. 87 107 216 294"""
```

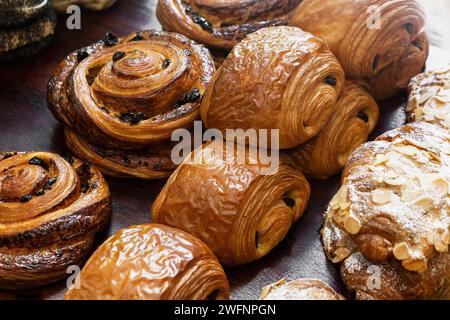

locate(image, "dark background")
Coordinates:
0 0 449 300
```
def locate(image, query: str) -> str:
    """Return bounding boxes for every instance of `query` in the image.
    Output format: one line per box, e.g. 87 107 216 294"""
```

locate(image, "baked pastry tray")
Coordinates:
0 0 449 300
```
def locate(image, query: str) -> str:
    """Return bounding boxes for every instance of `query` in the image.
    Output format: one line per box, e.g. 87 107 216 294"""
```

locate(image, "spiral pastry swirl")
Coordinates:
290 0 429 100
200 26 345 149
288 82 379 179
152 141 311 265
0 151 111 289
65 224 230 300
157 0 302 53
48 30 215 179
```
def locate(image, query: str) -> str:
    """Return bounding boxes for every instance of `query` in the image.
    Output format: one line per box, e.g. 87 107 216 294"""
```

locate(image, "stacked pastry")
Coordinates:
48 30 215 179
52 0 116 12
0 152 111 289
289 0 429 101
322 122 450 299
0 0 56 62
65 224 229 300
157 0 302 64
200 26 379 179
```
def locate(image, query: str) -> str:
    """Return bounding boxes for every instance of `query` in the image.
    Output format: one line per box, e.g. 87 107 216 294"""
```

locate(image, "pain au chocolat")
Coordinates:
322 123 450 299
156 0 302 64
48 30 215 179
288 81 379 179
407 66 450 131
152 141 311 266
290 0 429 101
65 224 229 300
260 278 344 300
0 152 111 289
200 26 345 149
0 0 56 61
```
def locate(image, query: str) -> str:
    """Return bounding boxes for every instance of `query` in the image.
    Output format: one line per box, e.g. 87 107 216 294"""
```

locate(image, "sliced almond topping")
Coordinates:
393 242 411 260
344 215 361 235
392 145 417 156
402 258 427 272
330 194 340 210
332 247 351 263
414 196 434 209
434 240 448 253
442 229 450 245
432 177 449 197
371 189 393 205
336 185 350 210
374 154 388 165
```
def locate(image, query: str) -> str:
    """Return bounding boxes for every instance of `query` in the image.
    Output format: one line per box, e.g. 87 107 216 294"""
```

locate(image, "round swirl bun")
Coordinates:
290 0 429 100
48 30 215 179
152 141 311 265
65 224 230 300
288 81 379 179
0 152 111 289
200 26 345 149
157 0 302 52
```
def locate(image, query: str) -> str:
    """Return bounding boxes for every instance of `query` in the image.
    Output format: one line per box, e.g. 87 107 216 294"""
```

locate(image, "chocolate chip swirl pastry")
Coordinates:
52 0 116 12
200 26 345 149
260 278 344 300
0 0 56 62
321 123 450 299
407 66 450 131
48 30 215 179
65 224 230 300
290 0 429 101
288 81 379 179
152 141 311 265
0 152 111 289
157 0 302 63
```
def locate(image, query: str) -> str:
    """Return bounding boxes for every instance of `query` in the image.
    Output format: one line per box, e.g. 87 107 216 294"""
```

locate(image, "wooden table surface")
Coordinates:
0 0 449 300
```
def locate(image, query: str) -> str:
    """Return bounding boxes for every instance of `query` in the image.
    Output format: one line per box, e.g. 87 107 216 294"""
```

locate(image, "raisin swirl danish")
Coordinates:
152 141 311 265
200 26 345 149
288 82 379 179
260 278 344 300
48 30 215 179
156 0 302 63
290 0 429 101
407 66 450 131
0 0 56 61
65 224 230 300
0 152 111 289
321 123 450 298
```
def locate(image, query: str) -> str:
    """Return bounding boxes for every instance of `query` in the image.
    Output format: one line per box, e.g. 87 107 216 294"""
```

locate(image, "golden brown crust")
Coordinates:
321 122 449 283
65 224 230 300
156 0 302 51
288 81 379 179
48 30 215 179
0 151 111 289
152 141 311 265
200 26 345 149
290 0 429 100
260 278 344 300
407 66 450 131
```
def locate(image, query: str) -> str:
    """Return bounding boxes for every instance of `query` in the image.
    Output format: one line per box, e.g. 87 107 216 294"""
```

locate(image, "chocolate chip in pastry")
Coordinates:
260 278 344 300
52 0 117 12
152 140 311 265
290 0 429 101
0 151 111 289
322 122 450 274
48 30 215 179
407 65 450 131
288 81 379 179
0 0 56 62
65 224 230 300
200 26 345 149
156 0 302 64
